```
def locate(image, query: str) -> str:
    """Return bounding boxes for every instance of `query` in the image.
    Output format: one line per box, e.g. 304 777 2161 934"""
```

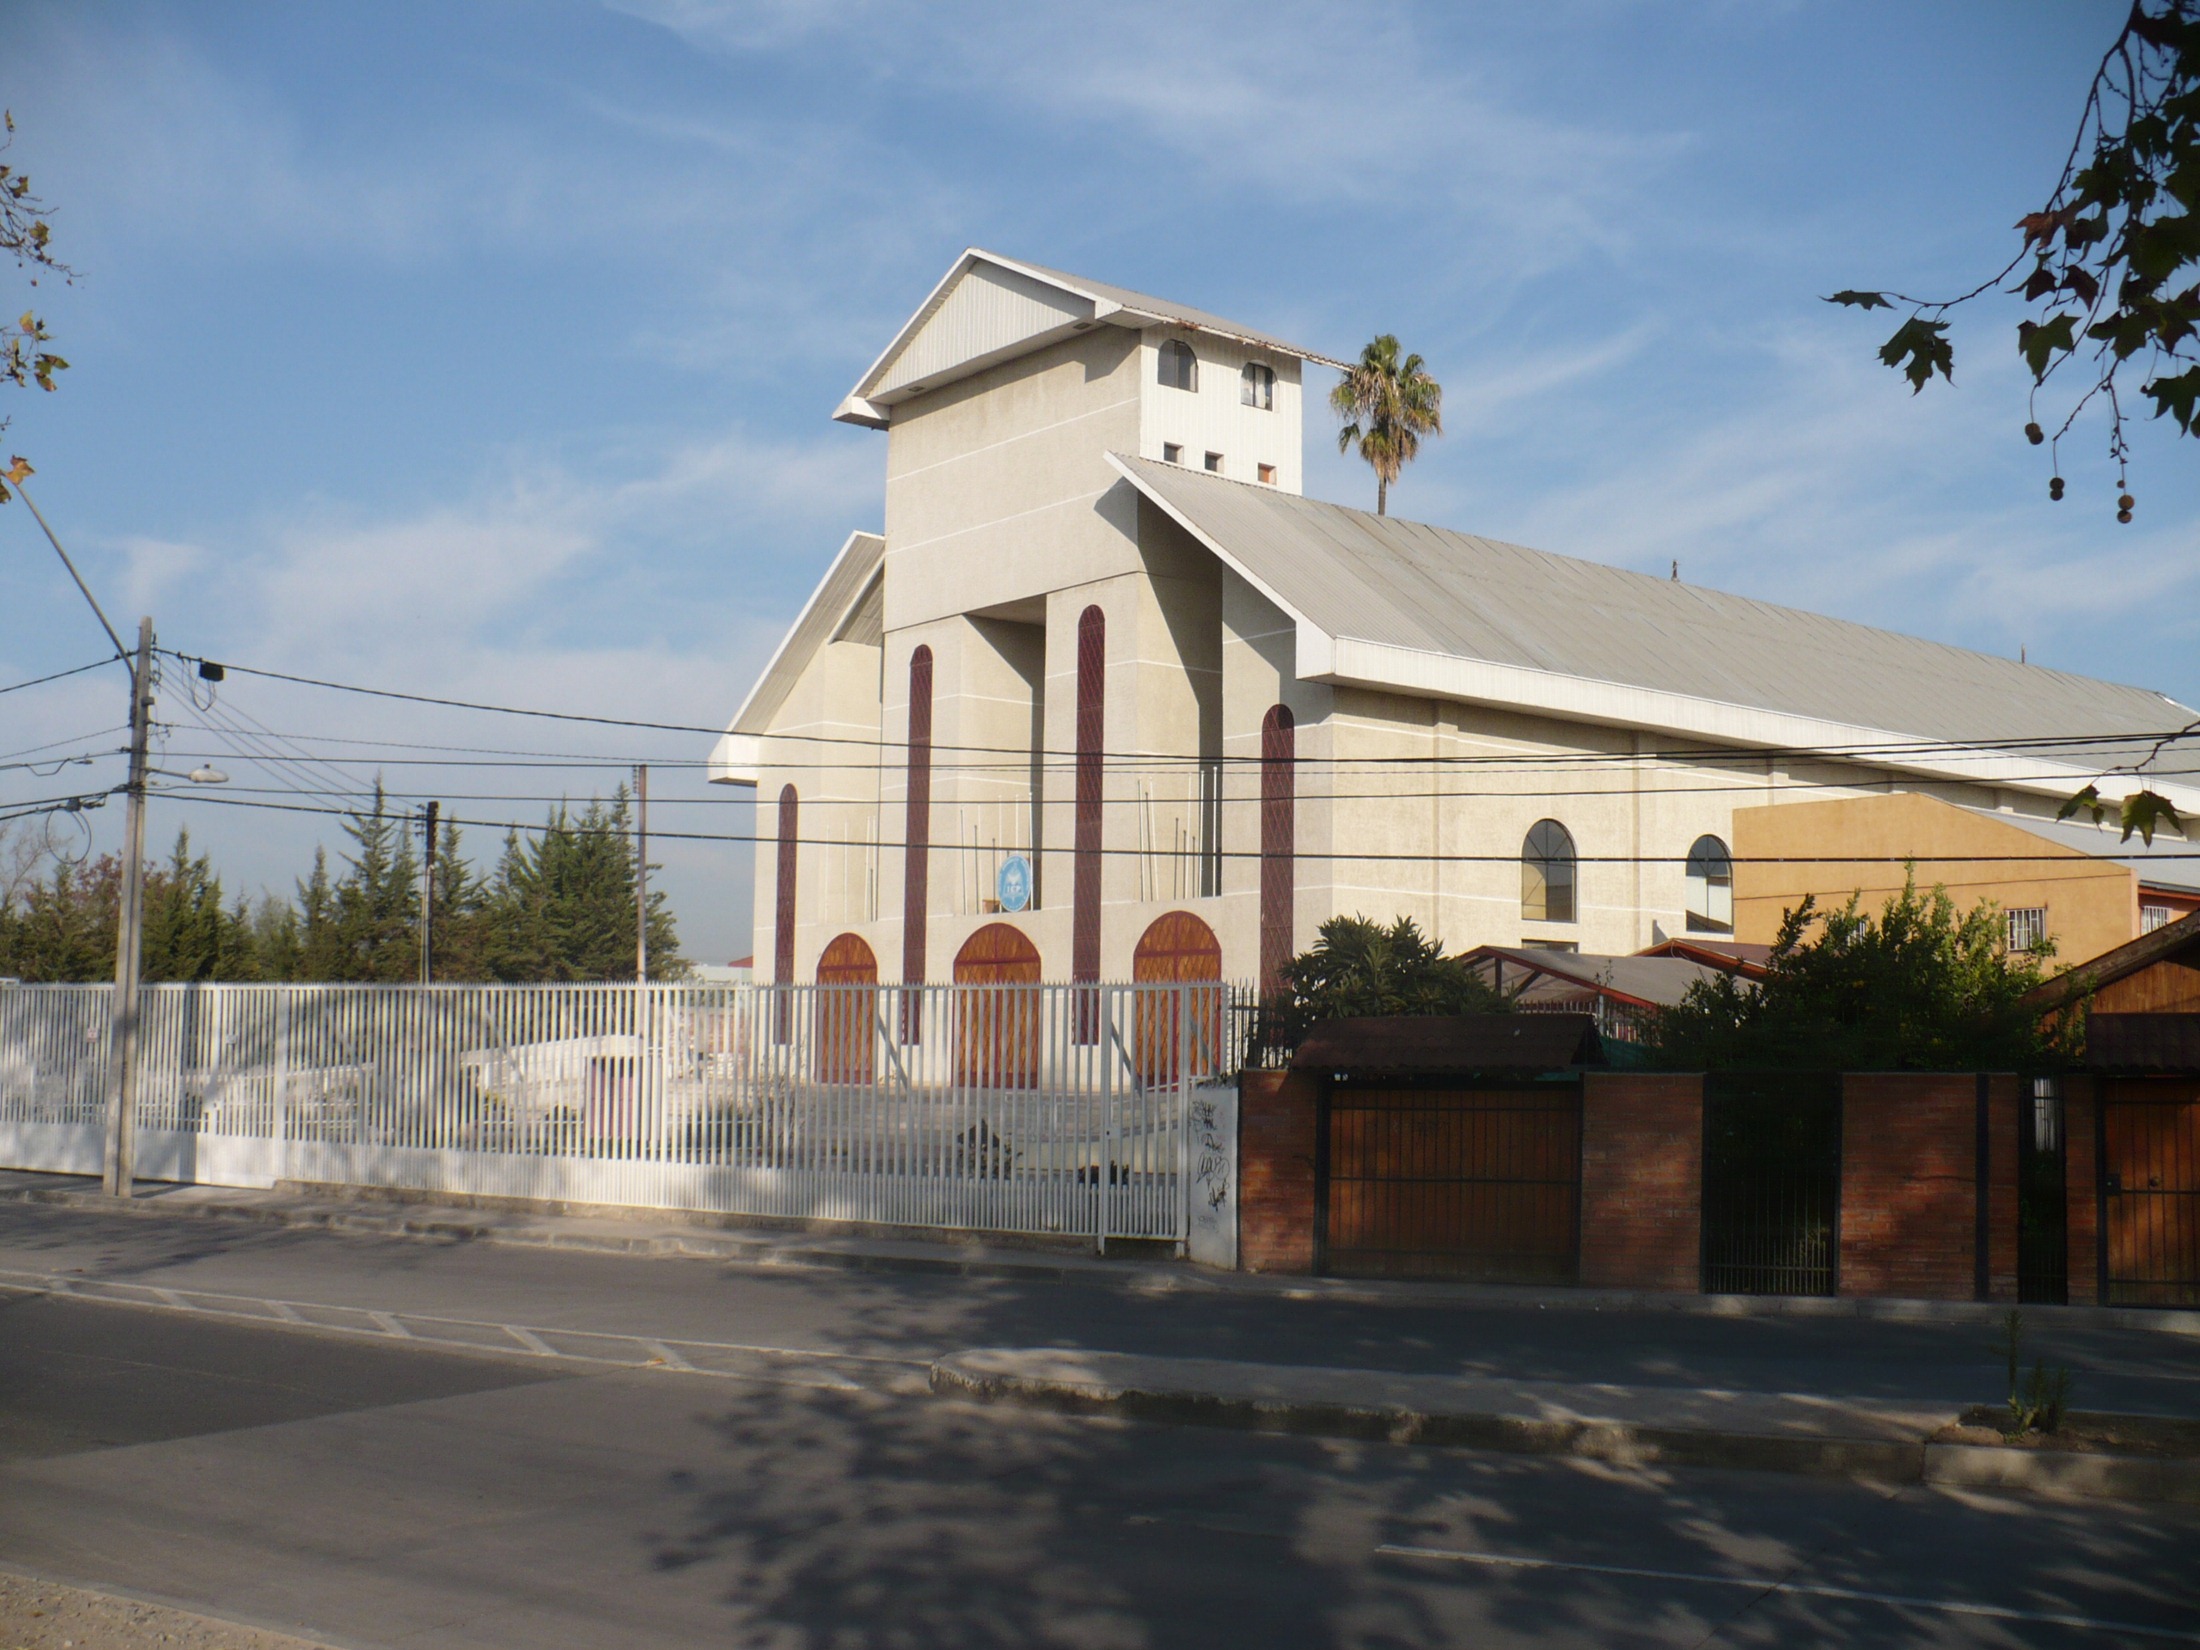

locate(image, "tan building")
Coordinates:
1733 792 2200 966
711 249 2200 993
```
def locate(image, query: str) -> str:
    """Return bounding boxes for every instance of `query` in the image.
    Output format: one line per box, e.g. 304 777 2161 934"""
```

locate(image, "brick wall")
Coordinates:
2065 1076 2100 1305
1840 1073 2016 1302
1238 1068 1320 1273
1580 1073 1703 1291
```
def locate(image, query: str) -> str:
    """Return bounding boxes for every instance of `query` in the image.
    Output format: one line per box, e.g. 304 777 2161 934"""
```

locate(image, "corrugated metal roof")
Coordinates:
1118 455 2199 772
1465 948 1732 1010
1004 254 1347 368
1960 807 2200 896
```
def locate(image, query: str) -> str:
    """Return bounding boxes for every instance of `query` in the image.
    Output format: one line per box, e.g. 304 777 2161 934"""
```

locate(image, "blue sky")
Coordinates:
2 1 2193 965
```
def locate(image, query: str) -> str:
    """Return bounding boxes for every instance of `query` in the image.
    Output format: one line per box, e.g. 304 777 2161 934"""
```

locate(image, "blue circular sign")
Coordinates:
996 853 1032 914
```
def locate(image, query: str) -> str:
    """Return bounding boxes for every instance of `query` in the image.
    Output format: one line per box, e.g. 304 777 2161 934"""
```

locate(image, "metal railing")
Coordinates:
0 979 1251 1248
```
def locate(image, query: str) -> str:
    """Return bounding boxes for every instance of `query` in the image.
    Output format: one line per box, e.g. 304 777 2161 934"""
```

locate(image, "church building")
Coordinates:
711 250 2199 994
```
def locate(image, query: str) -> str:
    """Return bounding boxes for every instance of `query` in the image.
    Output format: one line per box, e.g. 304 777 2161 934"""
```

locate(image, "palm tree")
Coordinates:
1330 334 1442 516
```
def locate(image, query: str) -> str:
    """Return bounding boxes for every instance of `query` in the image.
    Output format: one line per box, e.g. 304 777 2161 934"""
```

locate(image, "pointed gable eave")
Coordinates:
836 248 1348 427
708 529 885 785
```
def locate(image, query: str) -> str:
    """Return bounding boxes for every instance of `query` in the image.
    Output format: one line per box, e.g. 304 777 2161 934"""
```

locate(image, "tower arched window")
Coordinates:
1521 819 1576 924
1241 361 1274 409
1686 834 1734 934
1158 339 1197 392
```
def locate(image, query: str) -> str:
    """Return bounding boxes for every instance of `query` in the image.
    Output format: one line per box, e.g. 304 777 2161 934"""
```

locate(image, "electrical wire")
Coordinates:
155 647 2199 773
154 787 2200 866
0 657 121 697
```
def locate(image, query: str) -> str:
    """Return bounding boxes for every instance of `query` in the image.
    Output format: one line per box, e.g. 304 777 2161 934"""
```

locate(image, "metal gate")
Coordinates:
1318 1077 1580 1282
1701 1072 1841 1296
2102 1078 2200 1308
2018 1076 2068 1304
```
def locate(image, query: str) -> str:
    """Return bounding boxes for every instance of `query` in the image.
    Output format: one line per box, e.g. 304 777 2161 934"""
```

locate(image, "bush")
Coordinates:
1647 873 2070 1072
1261 915 1509 1049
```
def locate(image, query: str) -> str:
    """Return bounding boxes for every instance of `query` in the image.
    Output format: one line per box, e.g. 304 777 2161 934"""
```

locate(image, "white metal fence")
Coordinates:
0 980 1249 1247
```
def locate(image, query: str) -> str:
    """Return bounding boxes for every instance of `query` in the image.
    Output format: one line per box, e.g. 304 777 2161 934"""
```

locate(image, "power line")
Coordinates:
0 657 121 697
155 647 2200 773
155 788 2200 866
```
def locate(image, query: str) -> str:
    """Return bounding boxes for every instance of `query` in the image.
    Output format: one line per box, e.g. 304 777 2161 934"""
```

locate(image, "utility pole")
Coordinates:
102 617 155 1198
419 799 440 985
634 764 649 983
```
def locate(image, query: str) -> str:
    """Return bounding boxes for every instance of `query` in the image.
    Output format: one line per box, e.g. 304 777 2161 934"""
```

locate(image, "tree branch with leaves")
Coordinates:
1828 0 2199 520
0 109 70 498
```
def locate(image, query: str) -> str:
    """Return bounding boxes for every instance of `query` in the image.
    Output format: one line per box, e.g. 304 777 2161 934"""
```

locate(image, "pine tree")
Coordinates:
330 781 419 982
425 818 487 980
295 847 344 981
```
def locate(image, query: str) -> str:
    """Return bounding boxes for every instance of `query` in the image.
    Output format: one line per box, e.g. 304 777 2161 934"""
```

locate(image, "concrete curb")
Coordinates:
4 1176 2198 1335
929 1351 2200 1505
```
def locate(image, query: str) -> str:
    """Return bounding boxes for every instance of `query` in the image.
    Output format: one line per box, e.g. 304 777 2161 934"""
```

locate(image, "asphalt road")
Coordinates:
0 1200 2195 1412
1 1288 2197 1649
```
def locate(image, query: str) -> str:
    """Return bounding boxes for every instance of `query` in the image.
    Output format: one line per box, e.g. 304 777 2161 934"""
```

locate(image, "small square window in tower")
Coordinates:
1162 442 1182 464
1241 362 1275 410
1204 451 1223 473
1257 462 1276 485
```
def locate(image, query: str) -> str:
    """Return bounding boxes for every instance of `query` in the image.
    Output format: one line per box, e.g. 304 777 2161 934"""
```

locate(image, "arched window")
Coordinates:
1241 361 1274 410
1158 339 1197 392
1686 834 1733 935
1521 819 1576 924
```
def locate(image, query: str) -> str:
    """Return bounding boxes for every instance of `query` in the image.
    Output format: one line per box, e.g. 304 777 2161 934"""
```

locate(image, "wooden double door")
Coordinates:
2103 1077 2200 1308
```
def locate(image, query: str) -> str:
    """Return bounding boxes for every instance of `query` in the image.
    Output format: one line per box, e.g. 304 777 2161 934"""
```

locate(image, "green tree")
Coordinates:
140 829 257 981
477 789 684 981
0 853 116 980
1829 1 2199 509
1648 876 2070 1072
1262 914 1507 1049
1330 334 1443 516
423 818 489 981
324 782 420 982
292 847 345 981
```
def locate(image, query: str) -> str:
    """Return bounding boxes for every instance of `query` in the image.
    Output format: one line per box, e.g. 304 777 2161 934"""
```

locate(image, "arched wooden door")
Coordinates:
815 933 878 1085
1133 911 1223 1082
954 923 1041 1089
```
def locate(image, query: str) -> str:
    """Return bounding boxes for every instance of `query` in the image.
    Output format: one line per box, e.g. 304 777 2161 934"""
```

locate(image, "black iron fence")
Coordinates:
1700 1071 1841 1296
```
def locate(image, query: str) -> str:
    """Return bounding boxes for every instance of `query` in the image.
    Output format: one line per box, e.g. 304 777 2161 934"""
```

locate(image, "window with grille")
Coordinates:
1241 361 1274 409
2006 906 2048 952
2143 903 2174 933
1521 819 1576 924
1685 834 1733 934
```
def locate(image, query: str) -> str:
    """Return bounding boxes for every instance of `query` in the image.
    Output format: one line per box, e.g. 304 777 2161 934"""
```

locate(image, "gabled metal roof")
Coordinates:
1114 454 2200 803
838 249 1345 425
1959 806 2200 896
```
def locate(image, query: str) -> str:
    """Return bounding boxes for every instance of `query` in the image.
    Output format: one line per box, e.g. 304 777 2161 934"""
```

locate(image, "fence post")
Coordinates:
272 987 290 1183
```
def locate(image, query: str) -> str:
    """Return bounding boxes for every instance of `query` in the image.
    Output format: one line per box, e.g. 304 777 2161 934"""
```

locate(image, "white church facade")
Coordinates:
711 249 2198 995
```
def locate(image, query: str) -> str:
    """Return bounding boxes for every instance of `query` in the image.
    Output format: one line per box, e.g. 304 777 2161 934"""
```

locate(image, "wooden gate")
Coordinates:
1132 911 1223 1082
953 924 1041 1089
1319 1077 1581 1281
2102 1077 2200 1307
814 933 878 1085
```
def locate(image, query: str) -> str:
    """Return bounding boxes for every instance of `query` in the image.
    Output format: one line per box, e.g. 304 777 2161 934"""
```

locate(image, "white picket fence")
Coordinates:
0 979 1248 1247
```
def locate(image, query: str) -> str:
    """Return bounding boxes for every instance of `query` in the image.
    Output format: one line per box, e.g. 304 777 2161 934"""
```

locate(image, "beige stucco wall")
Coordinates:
1730 791 2138 964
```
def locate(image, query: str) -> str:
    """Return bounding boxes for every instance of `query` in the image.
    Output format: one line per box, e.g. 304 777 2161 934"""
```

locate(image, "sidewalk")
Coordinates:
933 1348 2200 1505
3 1168 2195 1335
